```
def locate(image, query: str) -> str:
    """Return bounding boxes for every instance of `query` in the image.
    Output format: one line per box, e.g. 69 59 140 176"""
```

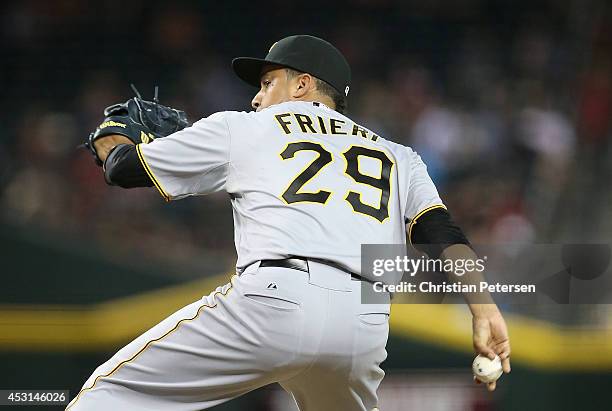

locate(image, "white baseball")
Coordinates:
472 354 503 383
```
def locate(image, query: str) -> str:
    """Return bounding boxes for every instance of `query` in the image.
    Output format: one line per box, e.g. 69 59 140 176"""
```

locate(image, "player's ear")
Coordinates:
293 73 314 98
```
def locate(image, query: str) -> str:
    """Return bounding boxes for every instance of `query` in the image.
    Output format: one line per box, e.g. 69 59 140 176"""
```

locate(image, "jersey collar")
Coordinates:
257 100 332 112
311 101 331 110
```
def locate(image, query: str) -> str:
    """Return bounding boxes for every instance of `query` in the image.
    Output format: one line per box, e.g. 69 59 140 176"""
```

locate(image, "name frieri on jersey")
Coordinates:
274 113 379 141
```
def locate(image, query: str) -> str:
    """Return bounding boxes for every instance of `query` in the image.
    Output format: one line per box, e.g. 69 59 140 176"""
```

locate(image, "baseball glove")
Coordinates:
85 85 190 165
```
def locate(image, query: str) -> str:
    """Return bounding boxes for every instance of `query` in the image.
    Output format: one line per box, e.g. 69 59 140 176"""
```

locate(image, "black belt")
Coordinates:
260 258 363 281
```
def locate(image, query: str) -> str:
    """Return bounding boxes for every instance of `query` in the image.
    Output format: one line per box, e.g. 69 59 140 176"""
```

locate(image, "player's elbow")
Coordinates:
409 208 470 258
104 160 128 187
104 144 153 188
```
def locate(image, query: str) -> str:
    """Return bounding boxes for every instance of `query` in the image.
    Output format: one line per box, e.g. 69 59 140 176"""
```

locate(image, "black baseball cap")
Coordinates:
232 35 351 97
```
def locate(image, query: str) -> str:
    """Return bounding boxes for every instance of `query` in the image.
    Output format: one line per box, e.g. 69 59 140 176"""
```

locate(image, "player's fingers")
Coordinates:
473 336 495 359
497 345 510 357
493 340 510 358
486 381 496 392
496 344 511 372
475 343 496 360
472 319 496 359
473 376 482 385
501 356 511 373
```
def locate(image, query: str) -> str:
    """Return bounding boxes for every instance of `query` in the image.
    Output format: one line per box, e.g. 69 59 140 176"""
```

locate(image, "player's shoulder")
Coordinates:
202 101 330 130
203 104 421 160
332 114 417 161
241 101 316 121
201 105 285 126
372 135 419 159
259 100 315 114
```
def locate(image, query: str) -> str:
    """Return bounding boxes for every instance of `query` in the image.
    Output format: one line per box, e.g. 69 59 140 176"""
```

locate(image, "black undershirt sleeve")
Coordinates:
104 144 153 188
408 208 470 258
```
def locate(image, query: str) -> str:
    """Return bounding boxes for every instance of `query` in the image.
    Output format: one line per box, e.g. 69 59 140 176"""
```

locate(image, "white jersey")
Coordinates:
138 101 444 279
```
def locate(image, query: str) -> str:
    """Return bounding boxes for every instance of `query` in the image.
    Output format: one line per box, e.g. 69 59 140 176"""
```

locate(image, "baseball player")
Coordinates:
68 35 511 410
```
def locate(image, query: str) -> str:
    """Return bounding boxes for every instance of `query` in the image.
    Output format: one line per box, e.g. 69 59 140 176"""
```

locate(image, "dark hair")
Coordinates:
285 69 347 114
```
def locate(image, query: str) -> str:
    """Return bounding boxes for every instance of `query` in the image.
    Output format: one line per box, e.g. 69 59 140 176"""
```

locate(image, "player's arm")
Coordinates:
409 209 511 391
441 242 511 391
404 148 510 391
87 102 232 198
84 90 190 188
92 135 154 188
94 134 133 162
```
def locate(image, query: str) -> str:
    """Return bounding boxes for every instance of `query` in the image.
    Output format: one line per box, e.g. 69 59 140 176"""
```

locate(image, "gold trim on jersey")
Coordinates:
278 140 335 206
135 144 171 202
66 277 236 410
407 204 447 244
340 144 395 224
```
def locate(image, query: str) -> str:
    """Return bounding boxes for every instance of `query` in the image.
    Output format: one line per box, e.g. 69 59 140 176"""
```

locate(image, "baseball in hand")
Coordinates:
472 354 503 383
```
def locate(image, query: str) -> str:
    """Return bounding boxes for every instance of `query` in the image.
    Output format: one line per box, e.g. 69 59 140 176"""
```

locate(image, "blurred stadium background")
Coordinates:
1 0 611 410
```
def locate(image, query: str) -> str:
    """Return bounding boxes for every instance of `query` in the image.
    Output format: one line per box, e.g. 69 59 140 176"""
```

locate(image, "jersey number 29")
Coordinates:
279 142 393 223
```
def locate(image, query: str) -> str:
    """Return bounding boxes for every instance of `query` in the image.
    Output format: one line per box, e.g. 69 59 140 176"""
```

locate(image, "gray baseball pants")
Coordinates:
66 260 390 411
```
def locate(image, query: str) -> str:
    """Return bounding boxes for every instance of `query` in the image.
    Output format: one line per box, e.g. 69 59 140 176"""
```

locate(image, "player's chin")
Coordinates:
258 102 275 111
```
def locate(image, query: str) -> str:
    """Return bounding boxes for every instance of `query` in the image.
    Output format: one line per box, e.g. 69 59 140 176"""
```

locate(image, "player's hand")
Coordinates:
471 306 511 391
93 134 134 164
84 85 190 166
